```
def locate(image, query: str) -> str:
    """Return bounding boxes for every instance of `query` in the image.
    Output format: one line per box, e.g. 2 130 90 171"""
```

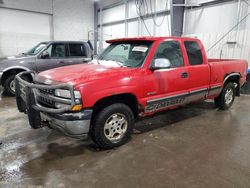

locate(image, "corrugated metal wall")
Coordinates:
184 0 250 66
53 0 94 41
97 0 171 53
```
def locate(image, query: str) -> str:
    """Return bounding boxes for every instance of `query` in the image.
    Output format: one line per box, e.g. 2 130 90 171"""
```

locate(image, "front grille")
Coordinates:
38 88 55 95
35 82 56 108
37 96 55 108
39 96 54 105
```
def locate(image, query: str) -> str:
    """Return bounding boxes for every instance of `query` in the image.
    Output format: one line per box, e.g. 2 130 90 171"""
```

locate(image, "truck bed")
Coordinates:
208 58 244 63
208 58 248 87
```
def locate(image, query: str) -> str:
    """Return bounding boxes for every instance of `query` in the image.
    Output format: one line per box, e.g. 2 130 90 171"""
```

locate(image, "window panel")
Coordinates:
103 23 125 40
69 43 86 57
128 21 139 37
102 4 125 23
153 41 184 68
141 18 154 36
45 43 65 58
128 1 138 18
184 41 203 65
155 15 171 36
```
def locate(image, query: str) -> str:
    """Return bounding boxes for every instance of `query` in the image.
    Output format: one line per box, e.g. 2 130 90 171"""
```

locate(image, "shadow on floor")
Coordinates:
134 100 216 134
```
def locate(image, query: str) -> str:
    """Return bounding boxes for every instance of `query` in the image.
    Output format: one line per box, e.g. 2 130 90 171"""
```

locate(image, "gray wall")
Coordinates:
53 0 94 41
0 0 53 14
0 0 94 57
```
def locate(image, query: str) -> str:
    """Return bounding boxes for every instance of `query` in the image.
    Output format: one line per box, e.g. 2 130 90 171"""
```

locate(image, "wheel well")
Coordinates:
92 93 139 119
1 69 32 85
224 74 240 96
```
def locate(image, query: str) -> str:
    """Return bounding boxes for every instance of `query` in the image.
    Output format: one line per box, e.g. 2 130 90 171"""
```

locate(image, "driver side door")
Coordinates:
35 43 67 72
144 40 191 112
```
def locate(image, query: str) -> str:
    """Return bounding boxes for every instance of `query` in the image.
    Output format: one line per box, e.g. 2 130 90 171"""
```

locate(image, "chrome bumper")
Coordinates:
41 110 92 140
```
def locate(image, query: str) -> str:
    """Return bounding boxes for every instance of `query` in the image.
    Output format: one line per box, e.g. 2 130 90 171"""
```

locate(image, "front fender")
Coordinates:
80 85 140 108
0 66 31 84
2 66 30 73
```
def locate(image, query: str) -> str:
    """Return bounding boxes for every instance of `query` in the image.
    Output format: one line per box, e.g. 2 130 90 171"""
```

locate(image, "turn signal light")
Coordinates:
71 105 82 111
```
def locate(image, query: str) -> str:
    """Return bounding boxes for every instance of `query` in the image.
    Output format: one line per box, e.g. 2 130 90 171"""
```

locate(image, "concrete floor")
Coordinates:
0 95 250 188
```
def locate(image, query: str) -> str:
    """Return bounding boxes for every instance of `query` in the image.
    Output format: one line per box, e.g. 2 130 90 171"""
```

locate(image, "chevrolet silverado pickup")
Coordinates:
15 37 248 149
0 41 92 95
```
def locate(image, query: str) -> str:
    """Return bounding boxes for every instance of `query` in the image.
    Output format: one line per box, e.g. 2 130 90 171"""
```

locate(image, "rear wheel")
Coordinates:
3 74 16 96
214 82 236 110
91 103 134 149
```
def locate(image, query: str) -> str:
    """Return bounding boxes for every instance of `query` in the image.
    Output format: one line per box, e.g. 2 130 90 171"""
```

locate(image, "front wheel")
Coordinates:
214 82 236 110
91 103 134 149
3 74 17 96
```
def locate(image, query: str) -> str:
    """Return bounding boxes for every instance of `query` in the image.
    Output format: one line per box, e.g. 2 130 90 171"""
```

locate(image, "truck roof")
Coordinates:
106 36 199 43
42 41 87 44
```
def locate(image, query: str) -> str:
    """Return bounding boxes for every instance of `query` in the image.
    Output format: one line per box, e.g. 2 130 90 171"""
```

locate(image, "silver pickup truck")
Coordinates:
0 41 92 95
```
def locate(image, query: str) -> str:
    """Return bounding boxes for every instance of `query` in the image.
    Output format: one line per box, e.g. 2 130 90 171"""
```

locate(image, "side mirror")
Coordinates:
151 58 171 70
40 51 49 59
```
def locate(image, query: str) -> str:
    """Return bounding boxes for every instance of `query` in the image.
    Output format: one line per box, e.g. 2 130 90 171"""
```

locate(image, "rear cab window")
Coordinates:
68 43 87 57
184 41 203 65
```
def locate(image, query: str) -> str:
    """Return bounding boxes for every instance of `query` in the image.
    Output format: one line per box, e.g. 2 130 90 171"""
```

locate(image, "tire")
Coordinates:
25 87 42 129
214 82 236 110
15 78 26 112
3 74 16 96
91 103 134 149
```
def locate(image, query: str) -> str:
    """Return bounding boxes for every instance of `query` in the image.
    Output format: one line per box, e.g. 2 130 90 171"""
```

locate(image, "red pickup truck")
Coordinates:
16 37 248 149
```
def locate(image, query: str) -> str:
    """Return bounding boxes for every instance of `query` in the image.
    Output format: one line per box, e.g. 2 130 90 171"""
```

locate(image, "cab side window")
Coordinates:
184 41 203 65
69 43 86 57
153 41 184 68
45 43 65 58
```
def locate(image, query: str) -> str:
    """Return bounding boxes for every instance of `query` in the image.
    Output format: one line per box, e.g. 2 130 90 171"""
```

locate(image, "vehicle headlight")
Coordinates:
54 89 82 111
55 89 81 99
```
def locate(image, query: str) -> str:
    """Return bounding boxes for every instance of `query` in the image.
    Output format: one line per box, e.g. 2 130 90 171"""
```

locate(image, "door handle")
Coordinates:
181 72 188 78
59 61 64 64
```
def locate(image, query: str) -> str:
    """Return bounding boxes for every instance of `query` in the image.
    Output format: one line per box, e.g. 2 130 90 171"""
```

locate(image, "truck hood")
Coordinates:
0 54 35 62
37 60 136 86
0 55 36 70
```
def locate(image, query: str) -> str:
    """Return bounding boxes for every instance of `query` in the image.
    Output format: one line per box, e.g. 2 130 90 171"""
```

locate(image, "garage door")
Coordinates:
0 8 53 57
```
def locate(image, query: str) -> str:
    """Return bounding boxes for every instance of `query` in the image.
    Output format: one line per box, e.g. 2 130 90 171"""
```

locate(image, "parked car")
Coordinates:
0 41 92 95
16 37 248 149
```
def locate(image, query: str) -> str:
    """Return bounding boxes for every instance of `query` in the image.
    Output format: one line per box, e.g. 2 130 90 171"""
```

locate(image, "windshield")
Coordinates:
24 42 48 55
98 41 152 68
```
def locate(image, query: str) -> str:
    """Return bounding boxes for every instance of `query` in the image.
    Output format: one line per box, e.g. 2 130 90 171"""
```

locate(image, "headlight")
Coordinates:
54 89 82 111
55 89 81 99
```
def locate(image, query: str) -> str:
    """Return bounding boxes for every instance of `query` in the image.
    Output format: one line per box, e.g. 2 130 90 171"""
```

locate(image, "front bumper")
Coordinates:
41 110 92 139
15 71 92 140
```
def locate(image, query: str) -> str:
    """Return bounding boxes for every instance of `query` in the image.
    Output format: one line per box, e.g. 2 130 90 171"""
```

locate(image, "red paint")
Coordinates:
38 37 248 116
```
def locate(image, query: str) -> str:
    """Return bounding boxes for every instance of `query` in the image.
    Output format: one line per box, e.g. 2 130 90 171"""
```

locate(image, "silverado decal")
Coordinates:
145 96 186 112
